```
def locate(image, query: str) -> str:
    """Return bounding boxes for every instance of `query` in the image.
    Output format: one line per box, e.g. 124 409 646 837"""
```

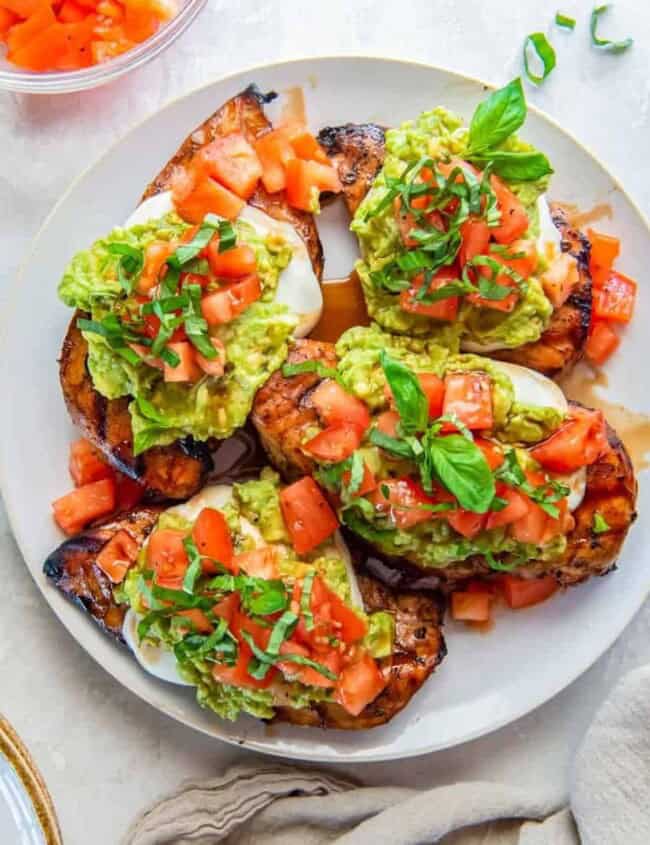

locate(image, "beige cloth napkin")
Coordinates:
124 664 650 845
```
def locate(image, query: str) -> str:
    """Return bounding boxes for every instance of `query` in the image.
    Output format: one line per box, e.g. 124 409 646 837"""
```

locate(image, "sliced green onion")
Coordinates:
555 12 576 29
182 537 203 594
281 361 338 380
590 4 633 53
217 220 237 253
167 214 222 269
266 611 299 657
300 571 316 631
523 32 557 85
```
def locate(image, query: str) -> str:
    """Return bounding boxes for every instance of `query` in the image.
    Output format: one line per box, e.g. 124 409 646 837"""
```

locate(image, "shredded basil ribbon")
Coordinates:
590 4 633 53
523 33 557 85
555 12 576 29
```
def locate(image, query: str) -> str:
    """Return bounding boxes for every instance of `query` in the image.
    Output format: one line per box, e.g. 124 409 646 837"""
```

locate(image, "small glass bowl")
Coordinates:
0 0 207 94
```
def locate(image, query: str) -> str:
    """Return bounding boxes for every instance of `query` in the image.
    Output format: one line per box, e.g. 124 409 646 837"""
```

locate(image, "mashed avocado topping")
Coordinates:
58 213 297 453
351 86 555 348
122 472 394 722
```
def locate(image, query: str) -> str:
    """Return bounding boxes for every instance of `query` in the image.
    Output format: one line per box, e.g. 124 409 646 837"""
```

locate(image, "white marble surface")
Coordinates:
1 1 650 843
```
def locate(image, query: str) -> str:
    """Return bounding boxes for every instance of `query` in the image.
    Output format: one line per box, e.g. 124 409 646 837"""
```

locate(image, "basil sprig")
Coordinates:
495 450 569 518
590 4 633 53
420 427 495 513
242 629 337 682
208 574 289 616
380 351 428 435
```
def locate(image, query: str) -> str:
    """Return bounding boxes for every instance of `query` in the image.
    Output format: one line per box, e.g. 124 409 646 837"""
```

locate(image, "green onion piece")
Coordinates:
555 12 576 29
167 214 222 269
281 361 339 380
523 32 557 85
590 4 633 53
592 512 610 533
159 345 181 368
346 451 366 498
217 220 237 253
300 571 316 631
182 537 203 594
266 611 299 657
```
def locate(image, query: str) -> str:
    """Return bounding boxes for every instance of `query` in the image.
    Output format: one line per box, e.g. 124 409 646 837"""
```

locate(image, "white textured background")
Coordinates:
2 1 650 843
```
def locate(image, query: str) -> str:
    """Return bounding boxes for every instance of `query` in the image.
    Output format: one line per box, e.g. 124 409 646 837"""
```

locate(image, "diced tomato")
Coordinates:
465 578 500 597
285 125 330 164
280 477 339 554
510 501 548 545
368 477 451 530
475 437 504 471
200 274 261 325
195 337 226 377
541 497 574 543
9 22 69 71
466 256 520 313
496 239 538 278
451 591 491 622
585 320 620 366
393 196 444 248
172 167 244 223
307 415 363 466
531 407 608 473
231 611 272 651
294 650 342 688
69 438 113 487
490 175 529 244
233 546 279 580
485 484 530 530
588 229 620 287
459 218 490 267
387 372 444 419
212 592 240 625
141 311 186 343
329 593 368 643
137 240 175 294
254 128 296 193
212 640 276 690
147 529 188 590
447 509 486 539
540 252 579 309
198 133 262 199
335 653 386 716
206 241 256 278
95 529 139 584
6 3 55 54
163 341 201 383
375 410 400 438
499 574 558 609
52 477 116 536
309 380 371 432
285 158 342 211
0 0 44 18
176 608 213 635
192 507 234 573
592 270 637 324
400 266 460 321
442 371 494 430
342 463 377 496
0 8 18 37
115 473 145 511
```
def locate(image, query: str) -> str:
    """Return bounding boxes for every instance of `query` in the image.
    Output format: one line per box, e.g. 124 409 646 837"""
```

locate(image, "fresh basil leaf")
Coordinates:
300 571 316 631
246 581 288 616
476 277 514 302
281 360 339 380
592 512 610 534
379 351 428 435
267 611 299 657
369 427 416 460
167 214 222 269
182 536 203 594
523 33 557 85
159 345 181 368
468 78 527 153
341 508 397 544
590 4 633 52
150 584 214 610
424 433 495 513
555 12 576 29
159 264 181 299
347 451 366 497
135 396 166 423
467 149 553 182
217 220 237 252
184 314 217 360
370 267 411 293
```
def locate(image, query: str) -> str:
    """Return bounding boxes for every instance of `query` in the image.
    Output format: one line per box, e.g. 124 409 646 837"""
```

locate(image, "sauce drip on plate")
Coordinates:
558 202 613 229
208 424 268 484
310 273 371 343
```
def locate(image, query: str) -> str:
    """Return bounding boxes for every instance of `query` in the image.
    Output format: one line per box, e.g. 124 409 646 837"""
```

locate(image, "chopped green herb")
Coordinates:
266 611 299 657
555 12 576 29
346 451 366 497
421 430 495 513
379 351 428 434
590 4 633 52
167 214 222 269
592 512 610 534
281 360 339 380
217 220 237 253
182 536 204 594
369 427 416 460
300 571 316 631
523 32 557 85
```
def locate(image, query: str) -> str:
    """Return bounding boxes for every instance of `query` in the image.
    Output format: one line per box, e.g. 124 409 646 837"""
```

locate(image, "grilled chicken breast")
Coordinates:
318 124 592 379
59 86 324 501
43 508 446 729
252 339 637 589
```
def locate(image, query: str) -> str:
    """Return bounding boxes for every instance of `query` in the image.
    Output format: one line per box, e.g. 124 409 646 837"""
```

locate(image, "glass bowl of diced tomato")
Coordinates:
0 0 206 93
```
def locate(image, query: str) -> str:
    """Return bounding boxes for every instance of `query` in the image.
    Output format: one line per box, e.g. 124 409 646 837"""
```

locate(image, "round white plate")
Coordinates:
1 57 648 762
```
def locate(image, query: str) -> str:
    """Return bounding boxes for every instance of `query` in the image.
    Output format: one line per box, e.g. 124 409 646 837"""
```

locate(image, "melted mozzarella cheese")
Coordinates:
124 191 322 338
122 609 193 687
490 361 585 512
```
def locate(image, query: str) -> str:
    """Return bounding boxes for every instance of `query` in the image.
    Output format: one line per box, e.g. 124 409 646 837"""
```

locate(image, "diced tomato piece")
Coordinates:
52 477 116 536
233 546 279 580
451 591 491 622
368 477 451 530
231 611 271 651
0 8 18 37
305 423 364 463
400 266 460 321
279 640 341 688
115 473 145 511
285 158 342 211
588 229 620 286
329 593 367 643
137 240 175 294
200 274 261 326
459 218 490 267
490 175 529 244
592 270 637 324
285 126 330 164
474 437 504 471
163 341 201 383
585 320 620 366
496 239 539 278
147 528 188 590
540 252 579 308
195 337 226 377
95 529 139 584
206 241 256 278
254 128 296 193
393 196 441 248
531 407 608 473
69 438 113 487
309 379 371 432
212 592 240 624
465 578 499 597
499 574 558 609
9 21 70 71
442 371 494 430
342 463 377 496
140 311 185 343
198 133 262 199
176 608 213 635
510 501 548 545
6 3 54 53
389 372 444 419
375 410 400 438
0 0 43 17
447 509 486 539
335 653 386 716
57 1 85 22
541 497 574 544
212 640 276 690
280 477 339 554
192 507 234 574
486 484 530 530
466 256 520 313
172 168 244 223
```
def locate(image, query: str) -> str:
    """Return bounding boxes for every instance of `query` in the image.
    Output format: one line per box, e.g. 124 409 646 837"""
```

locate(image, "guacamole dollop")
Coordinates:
122 472 394 722
58 213 297 454
351 107 553 347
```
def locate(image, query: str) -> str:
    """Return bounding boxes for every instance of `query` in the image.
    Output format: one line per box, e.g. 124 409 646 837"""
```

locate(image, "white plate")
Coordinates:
1 57 648 763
